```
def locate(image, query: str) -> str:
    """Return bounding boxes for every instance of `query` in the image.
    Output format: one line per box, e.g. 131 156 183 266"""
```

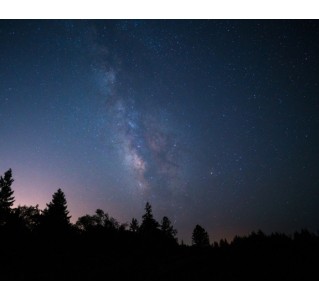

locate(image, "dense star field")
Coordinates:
0 20 318 243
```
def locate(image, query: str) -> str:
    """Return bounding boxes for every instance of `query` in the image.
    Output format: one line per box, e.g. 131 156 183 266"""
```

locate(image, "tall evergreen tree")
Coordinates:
42 188 71 232
140 202 159 233
192 224 210 247
161 216 177 239
0 169 15 225
129 218 139 233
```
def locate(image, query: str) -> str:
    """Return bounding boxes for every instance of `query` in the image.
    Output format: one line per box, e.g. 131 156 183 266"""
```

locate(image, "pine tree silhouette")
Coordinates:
42 188 71 233
0 169 15 225
129 218 139 232
140 202 159 233
161 216 177 239
192 224 210 247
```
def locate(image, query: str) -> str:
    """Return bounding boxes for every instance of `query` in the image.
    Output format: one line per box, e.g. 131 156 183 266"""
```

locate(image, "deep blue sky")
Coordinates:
0 20 318 242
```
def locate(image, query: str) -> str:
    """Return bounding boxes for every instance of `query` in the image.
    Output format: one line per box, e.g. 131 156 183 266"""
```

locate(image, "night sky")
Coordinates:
1 20 318 243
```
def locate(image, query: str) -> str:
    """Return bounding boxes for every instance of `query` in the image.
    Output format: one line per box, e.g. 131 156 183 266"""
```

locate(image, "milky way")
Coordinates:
93 56 187 206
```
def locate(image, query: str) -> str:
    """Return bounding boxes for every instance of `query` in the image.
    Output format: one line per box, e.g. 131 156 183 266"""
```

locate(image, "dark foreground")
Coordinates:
1 170 318 280
1 229 319 280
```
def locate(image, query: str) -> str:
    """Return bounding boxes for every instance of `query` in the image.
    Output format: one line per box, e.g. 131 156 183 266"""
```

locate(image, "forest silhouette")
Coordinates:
1 168 319 280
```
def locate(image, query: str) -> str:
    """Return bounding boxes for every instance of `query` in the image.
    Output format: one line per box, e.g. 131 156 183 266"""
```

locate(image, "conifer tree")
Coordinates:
0 169 15 225
192 224 210 247
161 216 177 239
42 188 71 232
140 202 159 233
129 218 139 232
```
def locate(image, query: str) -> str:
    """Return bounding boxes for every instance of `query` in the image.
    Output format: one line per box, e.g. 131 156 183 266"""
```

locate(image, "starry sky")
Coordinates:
0 20 318 242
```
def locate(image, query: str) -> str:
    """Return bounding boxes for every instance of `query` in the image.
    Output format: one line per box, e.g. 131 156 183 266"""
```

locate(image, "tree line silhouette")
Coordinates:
1 168 319 280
